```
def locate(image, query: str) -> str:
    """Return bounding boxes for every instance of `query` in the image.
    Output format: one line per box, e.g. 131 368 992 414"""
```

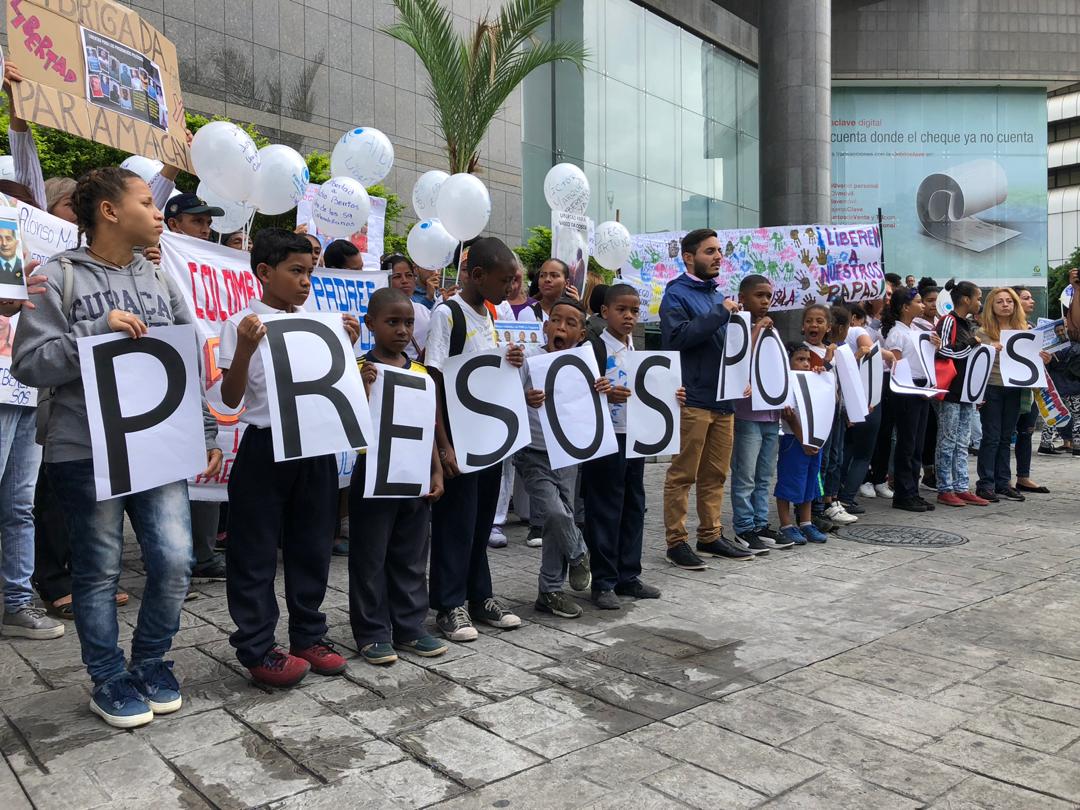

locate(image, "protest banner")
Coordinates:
78 324 205 500
859 344 884 408
304 267 387 355
890 358 946 398
960 344 996 404
750 326 790 411
717 311 751 401
257 312 372 463
626 351 681 459
619 224 884 320
1034 318 1070 354
833 344 868 422
551 210 591 294
1037 375 1072 429
527 345 617 470
0 314 33 407
441 348 530 473
999 329 1047 388
7 0 192 171
363 363 436 498
494 320 542 347
297 183 386 267
791 370 837 449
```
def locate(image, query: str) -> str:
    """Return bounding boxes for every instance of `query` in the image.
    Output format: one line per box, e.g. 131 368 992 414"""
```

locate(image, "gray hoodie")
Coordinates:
11 247 217 463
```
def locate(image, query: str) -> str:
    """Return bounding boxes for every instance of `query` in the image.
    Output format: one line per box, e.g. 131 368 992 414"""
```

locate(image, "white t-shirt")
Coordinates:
601 330 633 433
406 301 431 361
218 299 288 428
424 295 498 371
845 325 870 354
884 321 923 380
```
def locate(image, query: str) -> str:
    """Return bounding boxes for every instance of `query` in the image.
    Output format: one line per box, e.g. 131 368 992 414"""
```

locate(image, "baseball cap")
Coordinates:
164 192 225 219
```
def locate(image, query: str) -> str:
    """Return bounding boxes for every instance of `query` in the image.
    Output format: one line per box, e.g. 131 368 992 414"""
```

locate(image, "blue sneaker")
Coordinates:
90 672 154 728
800 522 828 543
779 525 808 546
130 659 182 714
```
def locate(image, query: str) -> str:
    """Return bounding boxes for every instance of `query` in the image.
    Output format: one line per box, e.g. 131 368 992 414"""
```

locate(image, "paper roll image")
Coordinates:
915 159 1020 253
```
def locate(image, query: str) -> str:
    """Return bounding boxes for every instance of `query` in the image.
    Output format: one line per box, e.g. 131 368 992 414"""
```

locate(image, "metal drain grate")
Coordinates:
836 525 969 548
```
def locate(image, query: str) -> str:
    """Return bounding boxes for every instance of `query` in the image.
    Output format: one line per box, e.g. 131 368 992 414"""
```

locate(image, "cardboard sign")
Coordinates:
8 0 192 171
915 332 938 386
441 348 530 473
960 344 996 404
363 363 436 498
257 313 373 462
859 344 884 408
304 268 388 356
750 327 790 411
717 311 751 401
626 350 681 459
78 324 205 500
791 370 836 449
833 344 868 423
999 329 1046 388
890 358 946 398
527 344 617 470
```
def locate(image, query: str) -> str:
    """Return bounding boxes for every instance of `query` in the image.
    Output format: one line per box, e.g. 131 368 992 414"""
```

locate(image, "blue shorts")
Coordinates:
774 434 822 504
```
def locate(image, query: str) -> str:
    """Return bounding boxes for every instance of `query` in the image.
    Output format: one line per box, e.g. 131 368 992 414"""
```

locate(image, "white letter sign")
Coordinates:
717 311 751 401
833 344 868 423
442 348 530 473
890 359 946 398
960 344 996 404
859 344 884 408
626 351 682 459
791 370 836 449
750 327 790 411
258 313 373 461
999 330 1046 388
527 345 617 470
363 364 436 498
78 325 206 501
915 332 938 387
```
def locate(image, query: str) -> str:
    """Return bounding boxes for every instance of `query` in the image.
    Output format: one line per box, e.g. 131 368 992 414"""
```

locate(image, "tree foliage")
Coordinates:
1049 246 1080 316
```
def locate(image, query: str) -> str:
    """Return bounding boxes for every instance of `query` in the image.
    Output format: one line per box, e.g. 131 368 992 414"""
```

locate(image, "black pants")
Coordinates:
581 434 645 593
892 392 929 500
225 427 337 667
190 501 221 566
922 403 938 468
32 464 71 603
870 378 895 485
348 455 430 646
428 463 499 612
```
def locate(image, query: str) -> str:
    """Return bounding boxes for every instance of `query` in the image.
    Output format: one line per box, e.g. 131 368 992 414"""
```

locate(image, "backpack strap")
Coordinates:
445 299 466 358
530 301 542 320
59 256 75 317
588 332 608 376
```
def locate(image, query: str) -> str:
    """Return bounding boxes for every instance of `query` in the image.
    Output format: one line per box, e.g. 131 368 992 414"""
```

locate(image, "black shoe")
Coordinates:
975 488 1000 503
755 525 795 549
696 535 755 561
1037 444 1060 455
592 590 622 610
811 515 838 535
915 496 936 511
332 538 349 556
666 542 706 570
839 500 865 515
1072 448 1080 457
995 486 1026 502
614 580 661 599
892 496 927 513
191 557 227 581
734 531 770 556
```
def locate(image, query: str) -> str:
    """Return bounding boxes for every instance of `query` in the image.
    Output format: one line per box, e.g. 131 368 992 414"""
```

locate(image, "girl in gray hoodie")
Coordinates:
12 167 221 729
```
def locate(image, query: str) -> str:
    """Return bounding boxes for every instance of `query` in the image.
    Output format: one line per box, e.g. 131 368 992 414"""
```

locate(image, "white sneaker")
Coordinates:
525 527 542 548
874 482 894 499
858 482 876 499
824 502 858 525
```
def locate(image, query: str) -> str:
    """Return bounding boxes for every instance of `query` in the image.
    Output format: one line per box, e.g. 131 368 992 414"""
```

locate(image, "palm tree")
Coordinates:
385 0 587 174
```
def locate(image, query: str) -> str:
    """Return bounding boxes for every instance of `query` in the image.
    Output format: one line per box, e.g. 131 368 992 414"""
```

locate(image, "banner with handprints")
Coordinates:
618 224 884 322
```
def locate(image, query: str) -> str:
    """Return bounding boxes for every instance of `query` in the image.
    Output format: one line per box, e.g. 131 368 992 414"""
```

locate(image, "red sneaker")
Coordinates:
956 491 990 506
936 492 966 507
248 645 309 687
291 640 347 675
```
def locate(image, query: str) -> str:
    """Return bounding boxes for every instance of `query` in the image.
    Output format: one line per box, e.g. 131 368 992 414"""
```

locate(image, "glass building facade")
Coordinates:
522 0 760 237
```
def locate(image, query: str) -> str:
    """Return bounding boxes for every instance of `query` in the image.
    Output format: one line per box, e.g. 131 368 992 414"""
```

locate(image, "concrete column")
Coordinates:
758 0 832 227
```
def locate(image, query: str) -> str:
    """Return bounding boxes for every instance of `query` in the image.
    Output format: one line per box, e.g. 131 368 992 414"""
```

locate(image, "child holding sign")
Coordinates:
349 288 446 665
219 229 360 688
11 167 223 728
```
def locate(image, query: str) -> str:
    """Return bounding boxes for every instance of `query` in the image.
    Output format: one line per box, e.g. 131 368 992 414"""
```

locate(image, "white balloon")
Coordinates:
190 121 261 203
544 162 590 214
248 145 309 215
412 170 449 220
593 221 632 270
120 155 164 182
0 155 14 182
312 177 371 239
936 288 954 317
407 219 458 271
197 181 255 234
436 173 491 242
330 127 394 186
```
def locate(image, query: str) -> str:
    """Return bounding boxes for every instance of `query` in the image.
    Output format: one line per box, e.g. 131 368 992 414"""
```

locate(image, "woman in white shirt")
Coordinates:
384 255 431 361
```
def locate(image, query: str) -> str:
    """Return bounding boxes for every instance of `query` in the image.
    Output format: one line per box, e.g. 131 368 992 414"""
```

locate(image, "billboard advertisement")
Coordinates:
831 87 1047 289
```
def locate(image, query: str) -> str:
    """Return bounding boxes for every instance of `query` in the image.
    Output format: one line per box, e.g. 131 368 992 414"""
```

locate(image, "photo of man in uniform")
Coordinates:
0 225 24 287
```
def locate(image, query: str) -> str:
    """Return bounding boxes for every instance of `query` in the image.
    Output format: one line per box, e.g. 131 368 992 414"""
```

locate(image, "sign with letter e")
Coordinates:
363 364 436 498
78 324 206 500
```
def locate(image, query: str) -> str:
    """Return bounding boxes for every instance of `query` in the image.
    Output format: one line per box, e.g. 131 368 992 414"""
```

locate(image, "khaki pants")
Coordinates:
663 407 734 548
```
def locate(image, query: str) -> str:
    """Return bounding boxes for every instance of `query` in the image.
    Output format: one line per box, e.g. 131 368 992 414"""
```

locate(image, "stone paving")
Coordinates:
4 450 1080 808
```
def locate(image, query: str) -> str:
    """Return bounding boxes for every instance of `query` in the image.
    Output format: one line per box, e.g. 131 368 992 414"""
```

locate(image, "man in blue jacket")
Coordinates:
660 229 751 569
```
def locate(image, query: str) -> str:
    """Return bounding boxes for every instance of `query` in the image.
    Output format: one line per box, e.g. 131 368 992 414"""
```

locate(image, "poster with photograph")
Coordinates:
81 28 168 131
0 208 28 301
494 321 542 347
551 211 592 294
1035 318 1071 354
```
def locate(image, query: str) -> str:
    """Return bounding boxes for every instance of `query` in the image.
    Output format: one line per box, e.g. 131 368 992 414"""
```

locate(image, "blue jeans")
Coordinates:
47 460 193 686
977 386 1021 492
729 419 780 534
0 406 41 611
936 401 973 493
